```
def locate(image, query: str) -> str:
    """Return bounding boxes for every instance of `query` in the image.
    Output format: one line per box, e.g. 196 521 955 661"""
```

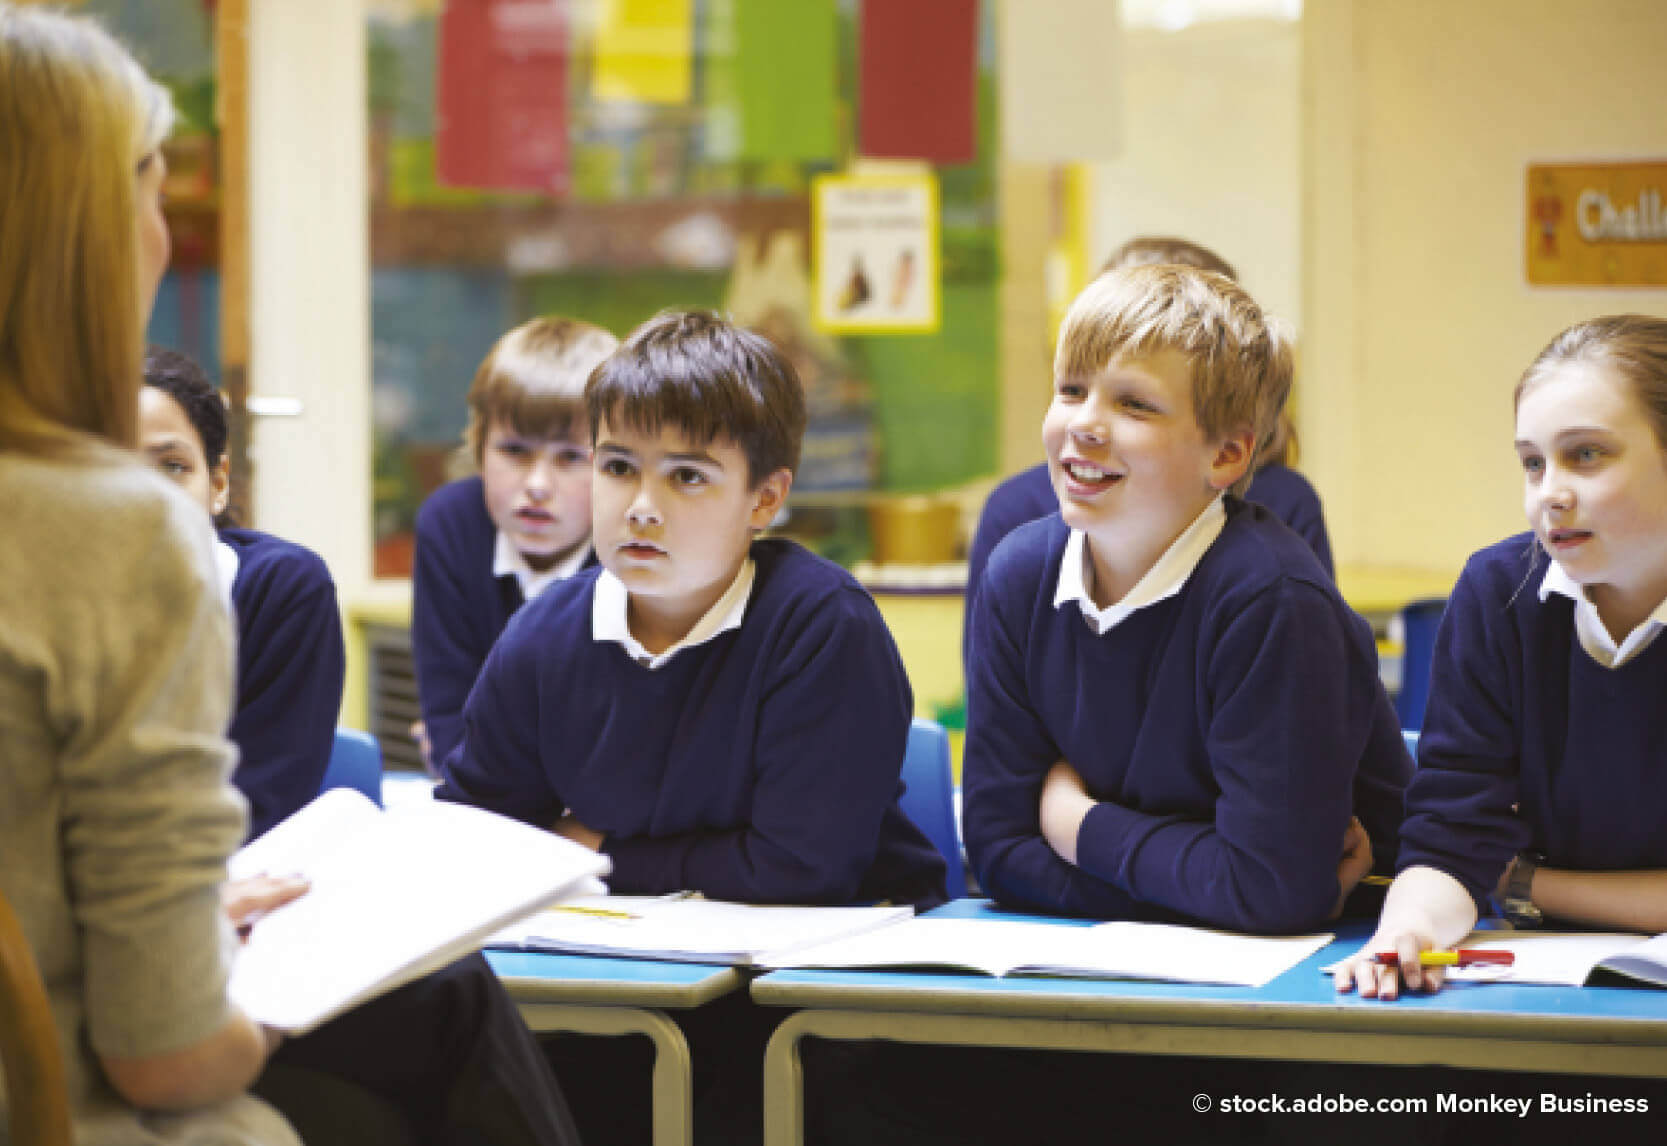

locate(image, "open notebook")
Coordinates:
489 895 913 966
229 789 610 1035
1324 931 1667 988
757 916 1334 988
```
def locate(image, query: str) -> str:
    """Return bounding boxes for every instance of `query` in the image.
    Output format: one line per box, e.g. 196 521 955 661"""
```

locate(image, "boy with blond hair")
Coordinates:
412 316 618 769
963 264 1408 932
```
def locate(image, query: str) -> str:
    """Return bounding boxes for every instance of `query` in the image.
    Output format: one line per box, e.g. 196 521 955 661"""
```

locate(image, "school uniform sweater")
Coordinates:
412 476 530 769
1399 533 1667 910
435 538 949 909
962 500 1409 933
222 528 346 841
965 463 1335 641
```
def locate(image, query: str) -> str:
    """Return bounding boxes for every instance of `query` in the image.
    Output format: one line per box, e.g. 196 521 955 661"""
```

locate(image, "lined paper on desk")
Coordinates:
760 917 1333 988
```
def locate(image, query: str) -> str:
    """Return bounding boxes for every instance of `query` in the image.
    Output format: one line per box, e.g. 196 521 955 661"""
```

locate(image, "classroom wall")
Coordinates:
1089 18 1303 337
1303 0 1667 574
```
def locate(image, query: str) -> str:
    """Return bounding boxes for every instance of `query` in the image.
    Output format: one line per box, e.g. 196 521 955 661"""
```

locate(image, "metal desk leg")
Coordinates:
518 1004 693 1146
762 1010 818 1146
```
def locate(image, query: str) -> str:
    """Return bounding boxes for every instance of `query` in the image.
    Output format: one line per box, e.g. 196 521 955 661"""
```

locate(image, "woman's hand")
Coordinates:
221 873 310 941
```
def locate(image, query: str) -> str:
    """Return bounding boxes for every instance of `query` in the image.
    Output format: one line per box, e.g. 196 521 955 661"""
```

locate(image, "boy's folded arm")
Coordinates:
604 592 914 904
1072 580 1365 934
961 582 1144 918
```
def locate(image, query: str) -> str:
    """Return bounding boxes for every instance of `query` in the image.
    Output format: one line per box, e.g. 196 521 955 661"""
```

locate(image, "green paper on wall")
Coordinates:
734 0 838 163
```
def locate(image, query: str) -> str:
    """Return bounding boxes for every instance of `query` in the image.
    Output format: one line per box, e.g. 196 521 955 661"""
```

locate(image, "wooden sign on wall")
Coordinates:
1526 161 1667 287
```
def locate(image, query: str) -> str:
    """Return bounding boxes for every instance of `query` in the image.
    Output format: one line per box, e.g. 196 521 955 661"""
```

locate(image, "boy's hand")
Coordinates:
409 720 435 776
222 873 311 942
554 813 604 852
1333 866 1476 1000
1330 816 1374 919
1039 760 1096 866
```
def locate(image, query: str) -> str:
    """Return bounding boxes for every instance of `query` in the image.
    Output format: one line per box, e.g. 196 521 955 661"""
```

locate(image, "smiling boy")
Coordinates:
962 264 1409 933
435 309 946 909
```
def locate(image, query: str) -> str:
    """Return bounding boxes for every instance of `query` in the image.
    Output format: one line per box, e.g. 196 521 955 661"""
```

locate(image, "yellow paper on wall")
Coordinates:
590 0 693 106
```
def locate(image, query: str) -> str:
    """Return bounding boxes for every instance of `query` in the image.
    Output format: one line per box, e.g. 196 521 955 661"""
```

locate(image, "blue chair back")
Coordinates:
898 717 968 898
1395 598 1447 734
322 728 383 807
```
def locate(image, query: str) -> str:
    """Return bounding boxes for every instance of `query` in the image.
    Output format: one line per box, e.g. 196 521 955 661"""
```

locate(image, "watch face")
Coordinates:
1504 898 1543 928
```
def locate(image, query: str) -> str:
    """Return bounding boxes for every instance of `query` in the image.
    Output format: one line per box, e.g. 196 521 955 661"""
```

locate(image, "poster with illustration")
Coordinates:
812 172 940 334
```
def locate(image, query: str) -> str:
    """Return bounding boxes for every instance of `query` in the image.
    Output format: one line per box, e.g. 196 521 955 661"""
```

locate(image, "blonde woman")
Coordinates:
0 7 295 1142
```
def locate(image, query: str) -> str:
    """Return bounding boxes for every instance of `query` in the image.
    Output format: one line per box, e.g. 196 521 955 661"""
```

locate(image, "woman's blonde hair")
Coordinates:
0 5 175 459
1516 315 1667 450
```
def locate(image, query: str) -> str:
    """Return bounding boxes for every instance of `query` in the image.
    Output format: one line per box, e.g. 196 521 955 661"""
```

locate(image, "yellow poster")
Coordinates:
813 172 941 335
590 0 693 106
1526 161 1667 286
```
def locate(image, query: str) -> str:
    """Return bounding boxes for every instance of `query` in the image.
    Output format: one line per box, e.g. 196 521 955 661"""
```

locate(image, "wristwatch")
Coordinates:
1501 851 1545 928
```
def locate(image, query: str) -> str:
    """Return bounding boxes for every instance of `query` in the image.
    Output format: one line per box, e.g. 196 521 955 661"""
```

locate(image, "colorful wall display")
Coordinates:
858 0 977 165
436 0 569 193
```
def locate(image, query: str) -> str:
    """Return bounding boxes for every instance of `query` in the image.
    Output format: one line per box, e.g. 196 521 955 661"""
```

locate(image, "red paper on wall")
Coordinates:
437 0 569 195
858 0 978 165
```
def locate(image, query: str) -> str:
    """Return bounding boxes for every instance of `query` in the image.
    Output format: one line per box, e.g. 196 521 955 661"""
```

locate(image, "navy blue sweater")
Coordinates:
435 539 948 909
963 501 1408 932
965 464 1335 659
222 528 345 841
1400 533 1667 911
412 476 528 770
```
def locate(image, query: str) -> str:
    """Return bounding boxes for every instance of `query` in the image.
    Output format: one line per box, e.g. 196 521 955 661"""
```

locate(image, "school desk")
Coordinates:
485 950 741 1146
750 900 1667 1146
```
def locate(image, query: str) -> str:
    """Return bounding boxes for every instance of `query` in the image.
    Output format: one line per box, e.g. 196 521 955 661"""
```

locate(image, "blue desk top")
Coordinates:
486 949 742 1009
750 900 1667 1038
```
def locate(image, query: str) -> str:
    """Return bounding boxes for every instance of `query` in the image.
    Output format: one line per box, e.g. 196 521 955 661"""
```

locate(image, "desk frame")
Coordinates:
755 978 1667 1146
493 960 740 1146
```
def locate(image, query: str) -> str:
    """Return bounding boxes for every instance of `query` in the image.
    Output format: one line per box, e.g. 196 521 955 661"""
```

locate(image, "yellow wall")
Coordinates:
1303 0 1667 573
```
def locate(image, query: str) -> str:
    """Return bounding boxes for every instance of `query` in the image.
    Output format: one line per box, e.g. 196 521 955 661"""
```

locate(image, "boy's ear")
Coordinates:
1206 427 1256 491
748 468 794 532
209 456 232 518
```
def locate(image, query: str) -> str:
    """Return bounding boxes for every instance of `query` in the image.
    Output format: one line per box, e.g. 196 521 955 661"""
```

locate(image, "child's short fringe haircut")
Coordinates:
1516 314 1667 451
463 317 619 462
1055 264 1293 497
585 309 806 488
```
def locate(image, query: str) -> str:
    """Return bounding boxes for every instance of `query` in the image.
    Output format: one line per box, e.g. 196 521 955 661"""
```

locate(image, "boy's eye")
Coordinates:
599 457 634 478
1520 455 1544 476
495 441 530 459
1119 396 1156 414
670 467 707 488
1056 382 1084 400
1573 445 1605 465
556 446 593 468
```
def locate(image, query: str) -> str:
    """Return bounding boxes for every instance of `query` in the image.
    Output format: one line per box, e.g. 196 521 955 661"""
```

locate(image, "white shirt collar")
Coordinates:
1053 495 1227 636
1538 558 1667 669
493 530 592 601
591 557 756 670
213 538 240 612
